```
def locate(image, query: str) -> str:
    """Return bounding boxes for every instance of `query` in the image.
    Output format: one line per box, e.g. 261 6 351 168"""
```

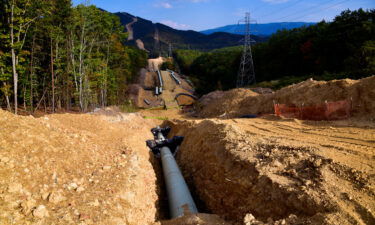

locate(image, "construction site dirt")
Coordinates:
0 75 374 224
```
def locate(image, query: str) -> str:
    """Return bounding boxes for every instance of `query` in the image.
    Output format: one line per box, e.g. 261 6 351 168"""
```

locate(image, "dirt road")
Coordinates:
126 17 138 41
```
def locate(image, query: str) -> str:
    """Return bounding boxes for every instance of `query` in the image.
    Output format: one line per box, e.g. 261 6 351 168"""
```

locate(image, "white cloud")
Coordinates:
153 0 210 9
262 0 291 4
189 0 209 2
161 2 173 8
154 2 173 8
161 20 192 30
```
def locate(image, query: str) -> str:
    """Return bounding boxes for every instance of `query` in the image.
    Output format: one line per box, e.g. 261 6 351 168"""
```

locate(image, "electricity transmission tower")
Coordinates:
153 26 161 57
237 12 256 87
168 43 172 58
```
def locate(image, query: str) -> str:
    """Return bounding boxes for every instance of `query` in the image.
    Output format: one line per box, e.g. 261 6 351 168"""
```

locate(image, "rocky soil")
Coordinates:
128 68 195 109
197 76 375 119
1 76 374 225
166 117 375 224
0 109 161 225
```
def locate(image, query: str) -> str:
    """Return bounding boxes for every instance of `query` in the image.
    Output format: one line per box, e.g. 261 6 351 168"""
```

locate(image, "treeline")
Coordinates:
174 9 375 95
0 0 147 114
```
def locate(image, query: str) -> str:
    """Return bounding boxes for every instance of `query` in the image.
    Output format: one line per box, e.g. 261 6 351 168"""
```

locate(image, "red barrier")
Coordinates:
274 100 351 120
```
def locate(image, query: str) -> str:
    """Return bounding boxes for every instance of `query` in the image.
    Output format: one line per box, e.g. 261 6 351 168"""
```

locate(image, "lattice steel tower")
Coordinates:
237 12 256 87
168 43 172 58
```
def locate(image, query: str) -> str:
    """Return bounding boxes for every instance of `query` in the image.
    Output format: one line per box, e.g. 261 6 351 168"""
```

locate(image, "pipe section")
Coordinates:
157 70 164 88
147 127 198 218
167 69 181 85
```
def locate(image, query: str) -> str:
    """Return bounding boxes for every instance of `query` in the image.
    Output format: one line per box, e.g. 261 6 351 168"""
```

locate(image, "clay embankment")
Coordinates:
198 76 375 119
166 117 375 224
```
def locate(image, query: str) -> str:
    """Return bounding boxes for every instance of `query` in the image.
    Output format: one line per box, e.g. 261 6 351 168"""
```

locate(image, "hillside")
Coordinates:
201 22 316 36
115 12 268 55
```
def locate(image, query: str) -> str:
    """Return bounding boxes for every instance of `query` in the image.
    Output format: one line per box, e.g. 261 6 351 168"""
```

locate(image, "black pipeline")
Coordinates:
146 126 198 218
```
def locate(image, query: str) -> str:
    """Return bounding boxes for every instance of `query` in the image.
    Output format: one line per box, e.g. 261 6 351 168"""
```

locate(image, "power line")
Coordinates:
256 0 303 22
273 0 351 22
283 0 356 22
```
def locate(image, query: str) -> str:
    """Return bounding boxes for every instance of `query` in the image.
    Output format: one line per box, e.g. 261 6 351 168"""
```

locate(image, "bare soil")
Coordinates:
1 77 374 225
126 17 138 41
166 116 375 225
148 57 165 72
198 76 375 119
129 66 195 108
0 109 161 225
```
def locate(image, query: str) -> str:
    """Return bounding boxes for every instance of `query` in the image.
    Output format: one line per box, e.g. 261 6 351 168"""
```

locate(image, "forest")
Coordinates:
0 0 147 114
173 9 375 95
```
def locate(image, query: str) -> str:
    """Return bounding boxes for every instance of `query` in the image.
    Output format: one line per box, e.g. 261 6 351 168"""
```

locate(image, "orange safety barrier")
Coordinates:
274 100 351 121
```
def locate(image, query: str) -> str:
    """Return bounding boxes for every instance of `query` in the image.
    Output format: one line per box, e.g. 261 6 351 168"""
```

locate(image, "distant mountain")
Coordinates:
114 12 268 55
201 22 317 36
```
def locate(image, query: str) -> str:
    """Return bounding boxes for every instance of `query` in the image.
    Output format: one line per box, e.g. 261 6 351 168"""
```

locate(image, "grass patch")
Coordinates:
119 103 139 113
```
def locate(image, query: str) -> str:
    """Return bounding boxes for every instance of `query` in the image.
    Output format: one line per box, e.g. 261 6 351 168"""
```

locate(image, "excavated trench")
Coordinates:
152 119 338 225
2 108 372 224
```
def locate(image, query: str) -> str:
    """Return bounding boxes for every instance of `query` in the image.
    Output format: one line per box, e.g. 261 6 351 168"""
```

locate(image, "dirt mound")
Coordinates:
166 118 375 224
198 88 259 117
148 57 165 71
0 109 161 225
198 76 375 119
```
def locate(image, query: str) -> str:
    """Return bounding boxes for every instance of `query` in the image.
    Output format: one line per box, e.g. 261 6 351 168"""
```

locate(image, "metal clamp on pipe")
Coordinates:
146 126 198 218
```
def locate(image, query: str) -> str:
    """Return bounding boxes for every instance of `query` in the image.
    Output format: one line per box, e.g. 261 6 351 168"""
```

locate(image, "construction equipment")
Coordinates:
146 127 198 218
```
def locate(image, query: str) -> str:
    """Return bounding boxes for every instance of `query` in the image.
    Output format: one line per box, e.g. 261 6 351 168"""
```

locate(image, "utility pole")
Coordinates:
237 12 256 88
168 43 172 58
154 26 161 57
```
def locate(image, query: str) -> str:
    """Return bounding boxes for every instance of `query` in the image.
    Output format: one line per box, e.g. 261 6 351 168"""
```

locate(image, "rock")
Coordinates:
1 156 10 163
89 199 100 207
273 160 283 167
8 183 23 193
67 182 78 190
33 205 49 218
76 186 85 193
102 165 111 170
244 213 256 224
62 213 74 223
52 172 58 184
304 180 312 186
21 198 37 215
313 158 322 167
41 191 50 201
49 190 66 204
73 209 80 216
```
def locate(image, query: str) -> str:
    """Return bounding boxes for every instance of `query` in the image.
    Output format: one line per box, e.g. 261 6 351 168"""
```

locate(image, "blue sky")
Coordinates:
73 0 375 31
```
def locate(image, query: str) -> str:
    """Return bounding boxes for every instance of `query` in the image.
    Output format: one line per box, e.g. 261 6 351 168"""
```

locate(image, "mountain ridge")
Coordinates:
114 12 269 55
201 22 317 36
